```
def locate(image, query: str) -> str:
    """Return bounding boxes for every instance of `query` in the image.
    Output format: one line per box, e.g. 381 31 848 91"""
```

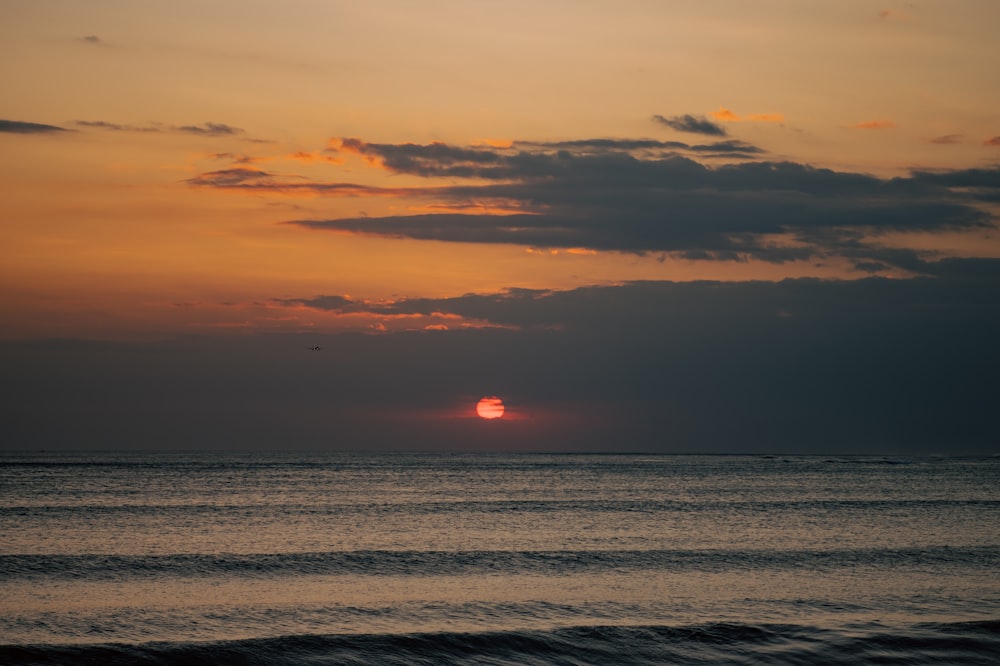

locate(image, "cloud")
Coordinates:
186 167 276 188
652 114 728 136
2 248 998 455
281 135 998 269
333 137 512 177
930 134 963 145
187 135 767 199
688 139 764 156
185 167 419 197
285 262 1000 331
185 133 997 272
74 120 161 133
75 120 251 137
75 118 274 143
79 35 102 44
175 122 244 136
514 138 691 153
0 119 68 134
278 294 360 312
205 152 257 164
324 136 764 183
11 267 997 453
852 120 896 129
287 150 342 164
985 136 1000 147
709 108 786 124
76 120 127 130
709 107 742 122
333 136 764 174
907 165 1000 195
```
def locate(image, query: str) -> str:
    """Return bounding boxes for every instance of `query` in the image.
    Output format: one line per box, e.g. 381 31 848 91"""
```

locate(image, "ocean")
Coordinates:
1 452 998 665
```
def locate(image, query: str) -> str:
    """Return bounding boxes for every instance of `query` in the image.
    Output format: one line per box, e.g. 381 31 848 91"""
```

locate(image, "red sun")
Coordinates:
476 396 505 419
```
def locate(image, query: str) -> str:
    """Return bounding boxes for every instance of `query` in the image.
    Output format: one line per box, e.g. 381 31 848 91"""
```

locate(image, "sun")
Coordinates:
476 396 505 419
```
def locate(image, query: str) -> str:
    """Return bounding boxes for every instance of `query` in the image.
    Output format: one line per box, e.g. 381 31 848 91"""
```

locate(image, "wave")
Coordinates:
2 620 998 665
3 546 998 581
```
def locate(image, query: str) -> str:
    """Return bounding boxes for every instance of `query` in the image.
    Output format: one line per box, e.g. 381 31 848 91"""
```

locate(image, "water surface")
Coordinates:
2 453 998 664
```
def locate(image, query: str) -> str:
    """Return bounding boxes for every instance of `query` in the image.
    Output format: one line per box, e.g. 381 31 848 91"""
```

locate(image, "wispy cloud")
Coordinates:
76 120 127 130
205 152 258 164
186 168 277 188
709 107 742 122
75 119 245 136
710 107 786 124
175 122 243 136
74 120 160 133
985 136 1000 147
286 150 343 164
652 114 728 136
0 119 68 134
185 167 419 197
929 134 963 145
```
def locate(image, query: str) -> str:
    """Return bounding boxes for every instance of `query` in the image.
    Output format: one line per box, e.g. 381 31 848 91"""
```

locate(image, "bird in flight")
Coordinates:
307 346 322 351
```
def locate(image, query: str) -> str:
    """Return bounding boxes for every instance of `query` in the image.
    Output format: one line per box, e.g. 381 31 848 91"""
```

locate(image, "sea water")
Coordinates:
1 452 998 664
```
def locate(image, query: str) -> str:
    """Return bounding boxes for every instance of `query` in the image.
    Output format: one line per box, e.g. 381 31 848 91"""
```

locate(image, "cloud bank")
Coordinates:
5 267 998 453
0 119 68 134
214 135 1000 272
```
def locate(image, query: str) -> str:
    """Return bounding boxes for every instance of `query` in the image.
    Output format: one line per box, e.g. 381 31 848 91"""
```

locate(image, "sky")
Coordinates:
2 0 998 454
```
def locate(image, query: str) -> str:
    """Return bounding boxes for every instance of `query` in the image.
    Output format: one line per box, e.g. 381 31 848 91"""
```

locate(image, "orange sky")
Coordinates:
3 1 999 340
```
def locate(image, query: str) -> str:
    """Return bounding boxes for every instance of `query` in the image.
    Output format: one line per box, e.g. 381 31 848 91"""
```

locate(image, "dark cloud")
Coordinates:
76 120 126 130
206 152 257 164
283 138 999 269
330 136 763 185
511 137 762 158
337 137 509 178
688 139 764 156
175 122 244 136
515 138 691 152
74 120 161 132
293 211 816 260
905 166 1000 202
79 35 101 44
652 114 728 136
282 259 1000 329
0 119 68 134
181 133 1000 271
4 268 998 453
186 167 275 188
